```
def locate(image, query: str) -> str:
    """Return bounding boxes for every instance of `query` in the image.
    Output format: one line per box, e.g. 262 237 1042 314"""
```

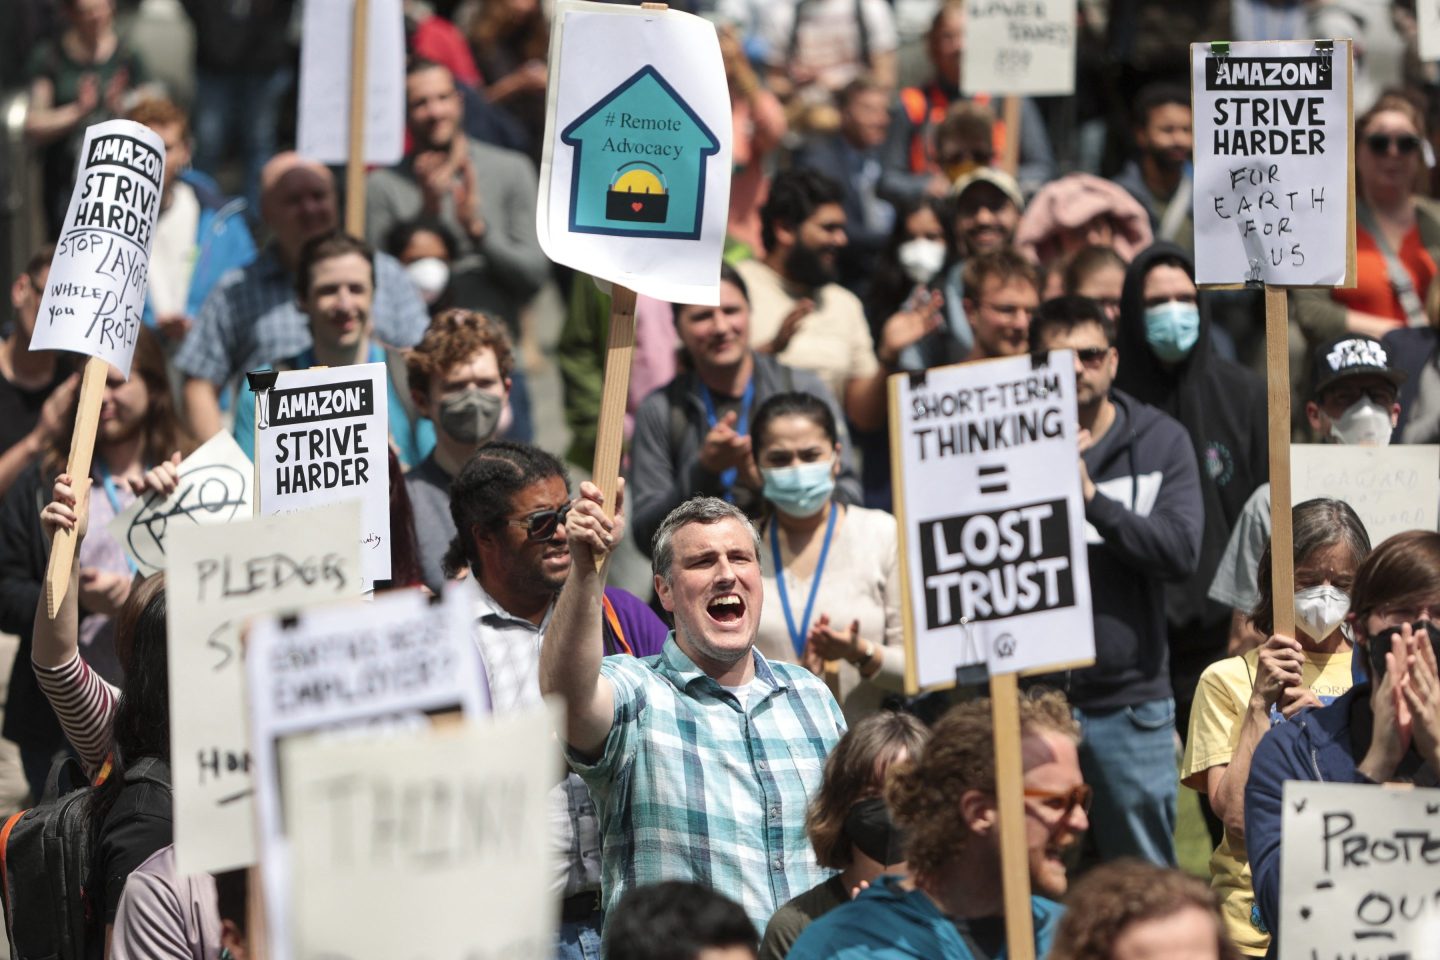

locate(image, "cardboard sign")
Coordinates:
106 431 253 576
537 0 733 305
1191 40 1355 287
1421 4 1440 63
1280 781 1440 959
889 353 1095 690
960 0 1077 97
1291 444 1440 545
296 0 405 165
248 586 488 960
28 120 166 376
284 709 557 960
167 501 363 875
255 363 391 589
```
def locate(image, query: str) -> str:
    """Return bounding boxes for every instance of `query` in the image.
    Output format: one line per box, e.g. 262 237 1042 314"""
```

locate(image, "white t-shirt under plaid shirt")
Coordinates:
569 636 847 933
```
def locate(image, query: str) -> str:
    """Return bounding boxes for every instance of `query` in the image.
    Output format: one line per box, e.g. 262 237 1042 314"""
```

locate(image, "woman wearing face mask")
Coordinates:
749 392 906 719
1181 498 1370 958
759 710 930 960
1245 530 1440 947
865 197 955 338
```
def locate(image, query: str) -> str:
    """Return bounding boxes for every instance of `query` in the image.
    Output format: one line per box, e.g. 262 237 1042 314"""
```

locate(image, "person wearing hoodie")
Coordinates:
1114 243 1269 787
1245 530 1440 954
1029 295 1204 867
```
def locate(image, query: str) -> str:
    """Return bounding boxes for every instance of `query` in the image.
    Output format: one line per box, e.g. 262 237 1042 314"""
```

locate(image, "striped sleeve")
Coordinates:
33 655 120 774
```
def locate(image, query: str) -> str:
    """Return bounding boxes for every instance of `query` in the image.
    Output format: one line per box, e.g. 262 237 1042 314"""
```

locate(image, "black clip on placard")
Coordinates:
907 368 928 390
1244 259 1264 289
952 618 990 699
279 609 300 630
1029 348 1051 370
1314 39 1334 58
246 368 279 431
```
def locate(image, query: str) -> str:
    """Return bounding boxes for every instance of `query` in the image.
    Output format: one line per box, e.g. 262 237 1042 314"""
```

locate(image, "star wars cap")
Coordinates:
1310 334 1405 398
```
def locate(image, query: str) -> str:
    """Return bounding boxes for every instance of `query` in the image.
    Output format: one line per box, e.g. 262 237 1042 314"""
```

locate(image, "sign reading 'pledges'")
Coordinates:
1191 40 1354 286
537 0 732 305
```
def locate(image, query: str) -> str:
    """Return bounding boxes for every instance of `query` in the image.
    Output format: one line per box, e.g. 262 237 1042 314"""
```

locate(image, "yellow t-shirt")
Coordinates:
1180 647 1355 956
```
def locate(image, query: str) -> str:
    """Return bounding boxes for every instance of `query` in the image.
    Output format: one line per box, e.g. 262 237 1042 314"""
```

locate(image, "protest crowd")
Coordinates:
4 0 1440 959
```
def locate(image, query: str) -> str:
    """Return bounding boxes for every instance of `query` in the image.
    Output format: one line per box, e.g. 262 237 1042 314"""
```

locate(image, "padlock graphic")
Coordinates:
605 161 669 224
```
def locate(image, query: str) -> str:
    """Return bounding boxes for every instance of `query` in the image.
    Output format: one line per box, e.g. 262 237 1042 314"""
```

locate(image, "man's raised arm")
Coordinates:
540 479 622 757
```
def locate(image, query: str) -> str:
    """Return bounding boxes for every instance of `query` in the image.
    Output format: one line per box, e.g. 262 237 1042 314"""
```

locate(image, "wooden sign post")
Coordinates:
1265 287 1296 639
591 284 638 520
345 0 369 236
1000 97 1023 178
45 357 108 617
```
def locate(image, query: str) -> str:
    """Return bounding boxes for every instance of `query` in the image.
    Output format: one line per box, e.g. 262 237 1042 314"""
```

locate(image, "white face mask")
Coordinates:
896 238 947 285
1294 584 1351 642
1328 396 1392 446
405 257 450 305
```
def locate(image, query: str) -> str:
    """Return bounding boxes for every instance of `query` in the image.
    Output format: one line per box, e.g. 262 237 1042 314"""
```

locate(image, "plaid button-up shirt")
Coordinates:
570 636 846 933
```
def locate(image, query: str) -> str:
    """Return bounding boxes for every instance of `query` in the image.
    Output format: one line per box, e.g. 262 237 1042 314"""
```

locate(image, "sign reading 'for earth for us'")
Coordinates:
538 0 733 306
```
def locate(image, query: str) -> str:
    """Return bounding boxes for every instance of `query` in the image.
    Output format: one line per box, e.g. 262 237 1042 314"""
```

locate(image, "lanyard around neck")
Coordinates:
698 377 755 501
95 460 138 576
772 501 839 658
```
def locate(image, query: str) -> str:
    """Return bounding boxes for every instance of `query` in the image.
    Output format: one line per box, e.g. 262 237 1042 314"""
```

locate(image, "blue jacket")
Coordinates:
1244 685 1373 953
786 875 1064 960
143 170 256 327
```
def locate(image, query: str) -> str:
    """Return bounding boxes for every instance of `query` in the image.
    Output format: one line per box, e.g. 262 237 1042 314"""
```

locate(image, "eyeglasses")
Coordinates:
1366 133 1421 156
1324 384 1397 409
1374 603 1440 626
1075 347 1110 367
1024 784 1093 817
505 504 572 542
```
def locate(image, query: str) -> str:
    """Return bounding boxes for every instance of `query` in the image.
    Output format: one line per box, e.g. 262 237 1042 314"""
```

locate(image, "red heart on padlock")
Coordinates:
631 201 644 212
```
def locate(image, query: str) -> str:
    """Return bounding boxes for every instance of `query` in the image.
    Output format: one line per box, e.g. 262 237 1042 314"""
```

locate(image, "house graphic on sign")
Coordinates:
560 65 720 240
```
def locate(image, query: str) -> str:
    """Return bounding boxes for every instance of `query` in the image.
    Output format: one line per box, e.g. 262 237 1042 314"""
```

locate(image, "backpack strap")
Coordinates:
0 810 22 924
123 757 171 788
1357 201 1428 327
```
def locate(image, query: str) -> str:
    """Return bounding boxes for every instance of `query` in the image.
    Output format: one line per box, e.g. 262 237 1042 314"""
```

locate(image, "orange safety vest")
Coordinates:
899 84 1007 174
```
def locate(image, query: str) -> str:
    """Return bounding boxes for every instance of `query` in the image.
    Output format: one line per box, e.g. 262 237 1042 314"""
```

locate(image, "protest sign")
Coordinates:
106 431 253 576
248 586 488 960
1422 5 1440 63
167 501 363 876
284 708 557 960
28 120 166 376
960 0 1077 97
888 352 1095 690
537 0 732 306
1291 444 1440 544
255 363 390 589
1191 40 1355 287
1280 781 1440 959
296 0 404 167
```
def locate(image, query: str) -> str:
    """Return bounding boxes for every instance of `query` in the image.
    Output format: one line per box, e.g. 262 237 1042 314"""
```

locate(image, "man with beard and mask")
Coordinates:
230 231 435 467
1028 296 1203 868
736 169 942 433
1114 242 1268 843
1209 335 1404 652
447 441 666 958
786 693 1089 959
1112 85 1195 252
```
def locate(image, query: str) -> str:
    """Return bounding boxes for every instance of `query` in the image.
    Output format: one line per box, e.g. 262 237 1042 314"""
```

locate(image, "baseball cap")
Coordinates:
1309 334 1405 398
950 167 1024 210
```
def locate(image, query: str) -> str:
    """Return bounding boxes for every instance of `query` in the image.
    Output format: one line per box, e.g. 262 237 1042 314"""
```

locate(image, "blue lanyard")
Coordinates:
772 502 838 658
96 462 138 576
698 378 755 501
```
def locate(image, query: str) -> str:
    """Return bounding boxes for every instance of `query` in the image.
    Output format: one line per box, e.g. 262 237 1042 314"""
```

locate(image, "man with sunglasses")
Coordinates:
1028 295 1204 869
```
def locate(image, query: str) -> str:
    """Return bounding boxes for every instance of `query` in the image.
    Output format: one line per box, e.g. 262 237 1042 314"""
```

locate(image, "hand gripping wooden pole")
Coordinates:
591 285 638 533
344 0 370 236
1265 287 1295 638
990 671 1037 960
44 356 109 619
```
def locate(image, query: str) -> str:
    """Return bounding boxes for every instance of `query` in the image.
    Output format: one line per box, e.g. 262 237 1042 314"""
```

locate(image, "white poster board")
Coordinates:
28 120 166 377
167 501 363 875
890 353 1095 690
297 0 405 166
1421 4 1440 63
1291 444 1440 544
537 0 733 306
249 586 488 960
255 363 391 589
106 431 253 576
1280 781 1440 959
960 0 1077 97
284 709 558 960
1191 40 1354 286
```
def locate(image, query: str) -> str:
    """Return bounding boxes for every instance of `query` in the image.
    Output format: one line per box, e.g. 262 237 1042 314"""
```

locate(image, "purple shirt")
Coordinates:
602 587 668 658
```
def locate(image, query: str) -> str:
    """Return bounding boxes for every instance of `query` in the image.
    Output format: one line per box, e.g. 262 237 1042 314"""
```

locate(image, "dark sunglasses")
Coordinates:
505 503 572 542
1075 347 1110 367
1024 784 1093 817
1366 133 1421 156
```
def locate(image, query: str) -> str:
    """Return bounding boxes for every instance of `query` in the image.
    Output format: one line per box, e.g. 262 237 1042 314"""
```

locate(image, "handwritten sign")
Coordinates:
1280 781 1440 959
248 586 488 960
167 501 363 876
960 0 1077 97
889 353 1094 690
256 363 390 589
1291 445 1440 545
1191 40 1354 286
296 0 405 165
28 120 166 376
537 0 733 305
284 708 558 960
106 432 253 576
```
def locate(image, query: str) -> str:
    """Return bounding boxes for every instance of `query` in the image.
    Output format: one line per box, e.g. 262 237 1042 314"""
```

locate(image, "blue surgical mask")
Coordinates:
1143 301 1201 362
762 459 836 518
